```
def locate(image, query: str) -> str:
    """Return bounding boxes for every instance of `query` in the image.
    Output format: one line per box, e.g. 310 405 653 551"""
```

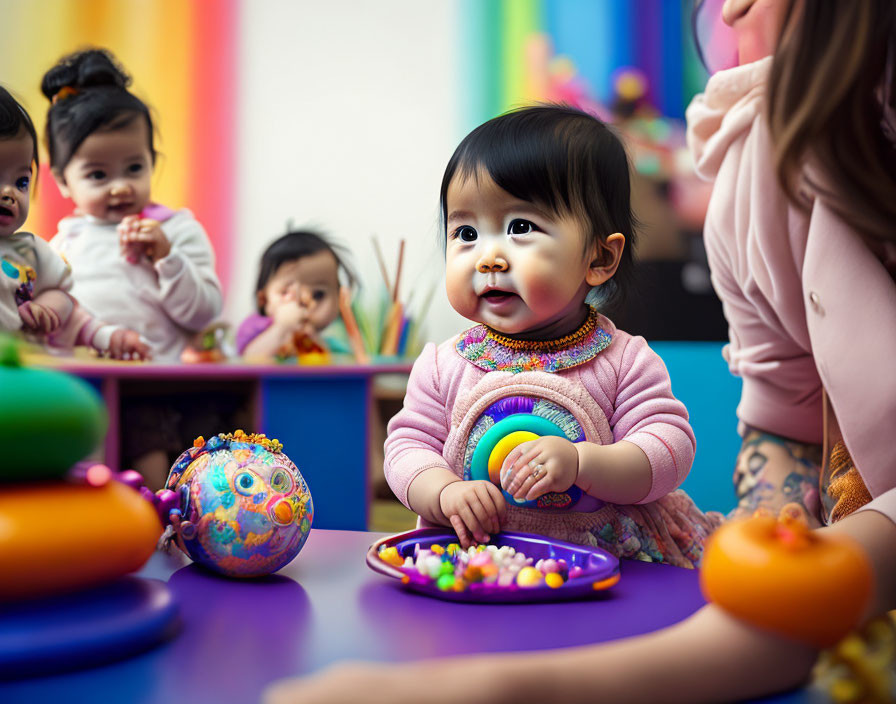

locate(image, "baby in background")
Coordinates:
238 230 355 360
43 48 222 363
0 85 72 338
0 84 145 358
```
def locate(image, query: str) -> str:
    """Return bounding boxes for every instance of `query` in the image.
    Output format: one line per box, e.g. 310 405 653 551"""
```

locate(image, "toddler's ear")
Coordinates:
52 170 70 199
585 233 625 287
256 290 267 314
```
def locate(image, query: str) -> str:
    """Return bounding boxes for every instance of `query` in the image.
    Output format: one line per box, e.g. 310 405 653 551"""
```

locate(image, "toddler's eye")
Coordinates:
15 176 29 191
87 170 106 181
454 226 478 242
311 290 326 302
508 219 536 236
128 163 144 174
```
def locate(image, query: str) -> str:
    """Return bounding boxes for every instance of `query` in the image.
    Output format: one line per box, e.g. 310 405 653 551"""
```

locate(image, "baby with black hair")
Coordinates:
238 230 355 360
0 84 144 358
40 48 222 487
384 105 721 565
43 48 222 363
0 85 73 336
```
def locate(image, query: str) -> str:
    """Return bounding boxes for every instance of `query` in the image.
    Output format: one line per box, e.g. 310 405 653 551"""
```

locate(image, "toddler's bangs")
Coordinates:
447 115 578 220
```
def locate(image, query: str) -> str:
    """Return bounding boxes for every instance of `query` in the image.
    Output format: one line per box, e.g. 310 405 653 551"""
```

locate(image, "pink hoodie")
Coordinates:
687 57 896 524
385 314 696 532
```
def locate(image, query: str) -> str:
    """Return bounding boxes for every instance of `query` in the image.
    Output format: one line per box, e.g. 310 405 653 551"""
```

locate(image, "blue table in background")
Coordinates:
50 360 412 531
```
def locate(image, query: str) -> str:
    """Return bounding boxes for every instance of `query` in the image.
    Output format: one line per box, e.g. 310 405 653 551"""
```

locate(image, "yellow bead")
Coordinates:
516 566 544 587
431 544 445 555
545 573 564 589
379 546 404 567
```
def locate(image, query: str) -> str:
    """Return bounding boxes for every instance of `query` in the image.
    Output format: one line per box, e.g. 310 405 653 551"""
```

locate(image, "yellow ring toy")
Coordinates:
487 430 539 484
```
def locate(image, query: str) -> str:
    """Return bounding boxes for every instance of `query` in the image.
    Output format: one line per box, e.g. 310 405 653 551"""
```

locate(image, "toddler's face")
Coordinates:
0 131 33 238
57 118 153 224
444 170 595 337
260 251 341 332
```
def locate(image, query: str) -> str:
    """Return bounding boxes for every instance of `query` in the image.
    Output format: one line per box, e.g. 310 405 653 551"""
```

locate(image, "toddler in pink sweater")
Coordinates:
384 106 720 568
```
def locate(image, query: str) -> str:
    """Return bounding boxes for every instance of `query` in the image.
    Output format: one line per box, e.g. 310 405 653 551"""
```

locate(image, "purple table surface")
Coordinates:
1 529 817 704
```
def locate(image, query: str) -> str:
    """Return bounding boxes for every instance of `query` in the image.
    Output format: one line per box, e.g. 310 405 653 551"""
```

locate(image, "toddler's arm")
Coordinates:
385 342 505 543
19 236 75 333
384 343 455 520
48 300 150 360
582 335 695 504
152 213 222 332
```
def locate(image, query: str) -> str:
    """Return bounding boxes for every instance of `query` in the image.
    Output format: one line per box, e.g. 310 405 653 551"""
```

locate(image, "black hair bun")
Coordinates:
41 48 131 102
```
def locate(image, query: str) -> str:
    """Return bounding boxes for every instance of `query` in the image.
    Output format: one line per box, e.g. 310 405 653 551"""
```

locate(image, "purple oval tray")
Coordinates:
366 528 620 603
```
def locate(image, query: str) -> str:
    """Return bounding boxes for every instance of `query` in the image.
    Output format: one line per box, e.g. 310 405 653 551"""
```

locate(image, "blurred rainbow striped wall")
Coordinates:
0 0 236 290
0 0 705 296
459 0 707 130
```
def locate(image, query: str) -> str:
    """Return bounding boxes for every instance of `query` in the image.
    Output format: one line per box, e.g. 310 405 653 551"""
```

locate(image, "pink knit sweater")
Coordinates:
384 314 696 531
687 57 896 524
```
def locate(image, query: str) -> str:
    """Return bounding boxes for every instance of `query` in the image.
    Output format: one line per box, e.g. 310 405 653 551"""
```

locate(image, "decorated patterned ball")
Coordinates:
164 431 313 577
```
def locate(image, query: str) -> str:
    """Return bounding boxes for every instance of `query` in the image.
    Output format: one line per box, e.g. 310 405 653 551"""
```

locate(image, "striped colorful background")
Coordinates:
0 0 707 303
460 0 707 131
0 0 236 291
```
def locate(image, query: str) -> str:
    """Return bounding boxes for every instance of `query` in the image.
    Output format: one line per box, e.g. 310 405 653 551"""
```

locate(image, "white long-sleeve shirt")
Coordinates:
51 206 222 361
0 231 72 332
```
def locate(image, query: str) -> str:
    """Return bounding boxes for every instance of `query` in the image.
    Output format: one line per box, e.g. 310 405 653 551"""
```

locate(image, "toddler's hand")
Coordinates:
439 480 506 549
272 300 310 333
17 301 61 333
501 436 579 501
118 216 171 264
107 329 152 361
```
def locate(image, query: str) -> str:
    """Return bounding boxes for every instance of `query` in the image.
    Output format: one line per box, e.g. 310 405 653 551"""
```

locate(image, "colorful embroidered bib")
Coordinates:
455 306 612 374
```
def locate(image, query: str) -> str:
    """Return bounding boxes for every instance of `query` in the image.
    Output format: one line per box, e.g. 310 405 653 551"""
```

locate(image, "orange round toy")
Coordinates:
0 479 163 600
700 515 873 648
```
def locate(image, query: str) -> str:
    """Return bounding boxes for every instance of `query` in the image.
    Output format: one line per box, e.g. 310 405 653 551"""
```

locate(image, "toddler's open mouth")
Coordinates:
0 205 15 225
480 289 519 307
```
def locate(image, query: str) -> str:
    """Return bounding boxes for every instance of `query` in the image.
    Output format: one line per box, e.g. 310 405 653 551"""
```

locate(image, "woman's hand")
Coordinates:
264 657 510 704
438 480 506 548
500 436 579 501
118 216 171 263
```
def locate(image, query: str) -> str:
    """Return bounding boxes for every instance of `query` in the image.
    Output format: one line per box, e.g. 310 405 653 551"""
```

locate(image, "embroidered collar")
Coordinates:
455 306 612 373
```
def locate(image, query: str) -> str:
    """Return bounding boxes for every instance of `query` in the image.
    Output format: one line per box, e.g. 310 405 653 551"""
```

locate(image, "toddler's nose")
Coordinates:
476 255 509 273
299 287 315 308
109 182 132 197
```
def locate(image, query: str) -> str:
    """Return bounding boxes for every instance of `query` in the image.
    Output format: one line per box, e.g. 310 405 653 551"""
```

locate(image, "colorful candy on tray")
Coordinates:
366 529 620 603
379 542 583 592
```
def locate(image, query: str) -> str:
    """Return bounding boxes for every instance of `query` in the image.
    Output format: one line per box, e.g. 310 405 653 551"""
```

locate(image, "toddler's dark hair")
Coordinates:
41 48 156 172
255 230 357 314
439 104 637 312
0 85 39 172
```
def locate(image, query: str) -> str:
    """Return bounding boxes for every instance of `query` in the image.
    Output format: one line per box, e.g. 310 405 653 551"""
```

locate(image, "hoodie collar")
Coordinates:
686 56 772 181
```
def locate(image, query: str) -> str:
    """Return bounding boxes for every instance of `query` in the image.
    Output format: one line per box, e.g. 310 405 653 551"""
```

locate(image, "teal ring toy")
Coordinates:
470 414 566 482
470 414 582 509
